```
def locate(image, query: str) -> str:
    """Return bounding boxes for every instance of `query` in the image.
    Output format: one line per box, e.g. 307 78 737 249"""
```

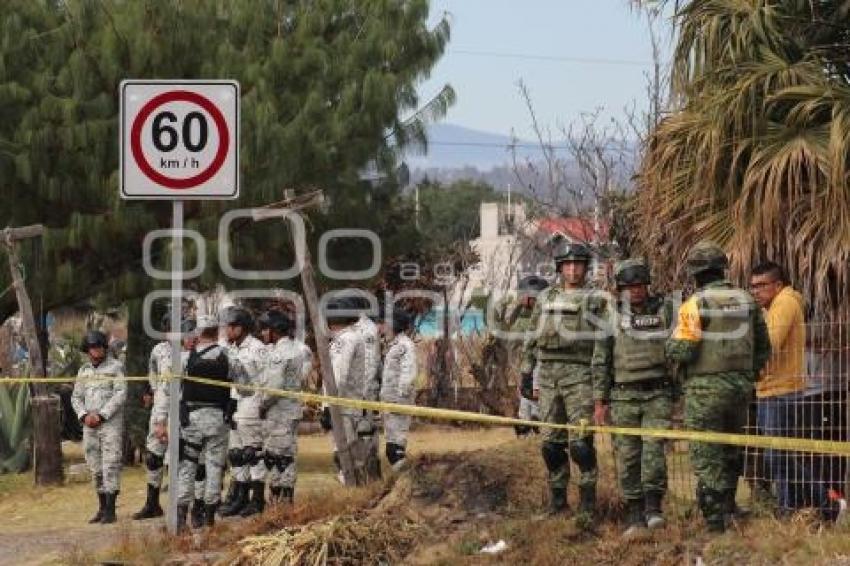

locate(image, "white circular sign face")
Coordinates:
120 80 239 200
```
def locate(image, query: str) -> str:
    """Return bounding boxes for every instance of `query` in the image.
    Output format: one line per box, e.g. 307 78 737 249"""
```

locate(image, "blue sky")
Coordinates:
418 0 673 139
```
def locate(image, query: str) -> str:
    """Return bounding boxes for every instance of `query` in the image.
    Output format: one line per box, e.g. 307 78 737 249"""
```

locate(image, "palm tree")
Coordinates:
635 0 850 318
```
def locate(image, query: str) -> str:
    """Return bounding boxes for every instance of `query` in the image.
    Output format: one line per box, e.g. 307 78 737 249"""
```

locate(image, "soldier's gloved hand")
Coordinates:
259 406 268 420
520 372 535 400
593 401 609 426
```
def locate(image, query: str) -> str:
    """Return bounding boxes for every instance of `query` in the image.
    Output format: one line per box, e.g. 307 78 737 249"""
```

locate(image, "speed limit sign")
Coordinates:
120 80 239 199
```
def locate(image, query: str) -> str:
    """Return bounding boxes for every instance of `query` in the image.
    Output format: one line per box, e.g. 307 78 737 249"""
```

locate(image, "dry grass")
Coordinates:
5 427 850 565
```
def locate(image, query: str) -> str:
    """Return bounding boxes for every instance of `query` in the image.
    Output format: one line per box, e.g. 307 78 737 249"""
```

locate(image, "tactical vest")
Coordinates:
689 287 756 375
612 299 670 382
537 288 597 365
183 345 231 406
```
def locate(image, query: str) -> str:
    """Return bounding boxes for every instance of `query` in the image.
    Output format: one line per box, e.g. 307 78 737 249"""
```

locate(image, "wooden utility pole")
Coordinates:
2 225 63 485
253 192 360 485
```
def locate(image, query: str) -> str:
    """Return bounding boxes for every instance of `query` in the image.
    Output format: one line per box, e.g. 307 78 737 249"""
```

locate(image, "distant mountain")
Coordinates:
402 123 545 170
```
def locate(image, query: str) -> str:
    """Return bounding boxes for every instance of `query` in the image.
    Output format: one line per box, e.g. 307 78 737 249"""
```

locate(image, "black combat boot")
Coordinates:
281 487 294 505
240 481 266 517
578 485 596 516
269 486 283 504
176 504 189 534
222 481 237 509
132 484 163 520
100 492 118 524
221 482 249 517
190 498 206 528
547 487 570 516
89 492 106 524
622 498 646 539
645 490 666 530
204 503 218 528
700 487 726 533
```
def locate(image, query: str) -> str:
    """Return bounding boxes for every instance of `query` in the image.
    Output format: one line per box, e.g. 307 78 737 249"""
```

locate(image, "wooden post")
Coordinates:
252 196 360 485
2 225 64 485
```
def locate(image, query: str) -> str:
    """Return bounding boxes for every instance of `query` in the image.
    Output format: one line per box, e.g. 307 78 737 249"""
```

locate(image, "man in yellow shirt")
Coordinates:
750 262 819 514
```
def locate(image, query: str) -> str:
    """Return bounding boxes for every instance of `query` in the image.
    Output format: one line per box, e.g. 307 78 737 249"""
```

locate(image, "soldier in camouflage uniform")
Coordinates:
72 331 127 524
258 311 304 504
379 308 418 470
326 296 380 484
176 316 233 531
592 259 674 537
511 275 549 436
220 307 269 518
666 241 771 533
133 316 197 522
521 242 604 519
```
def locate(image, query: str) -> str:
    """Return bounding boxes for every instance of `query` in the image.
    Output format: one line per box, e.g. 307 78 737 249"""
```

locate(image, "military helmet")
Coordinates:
161 312 196 334
390 309 414 334
686 240 728 276
553 241 592 267
517 275 549 293
220 306 254 329
323 296 361 323
80 330 109 352
614 258 651 287
258 310 291 334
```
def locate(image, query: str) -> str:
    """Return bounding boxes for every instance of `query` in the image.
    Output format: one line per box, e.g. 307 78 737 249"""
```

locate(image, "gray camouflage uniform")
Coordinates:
379 334 418 447
72 356 127 493
330 324 379 476
227 334 268 482
260 337 304 490
177 344 231 506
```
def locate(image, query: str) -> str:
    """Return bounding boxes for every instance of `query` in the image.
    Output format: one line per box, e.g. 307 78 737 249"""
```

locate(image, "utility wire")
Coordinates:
448 49 652 67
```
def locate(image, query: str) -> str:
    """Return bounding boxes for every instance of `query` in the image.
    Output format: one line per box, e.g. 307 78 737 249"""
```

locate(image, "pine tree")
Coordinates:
0 0 452 371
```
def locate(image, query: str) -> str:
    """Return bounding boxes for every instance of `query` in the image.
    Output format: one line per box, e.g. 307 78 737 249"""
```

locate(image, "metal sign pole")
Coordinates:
166 200 184 533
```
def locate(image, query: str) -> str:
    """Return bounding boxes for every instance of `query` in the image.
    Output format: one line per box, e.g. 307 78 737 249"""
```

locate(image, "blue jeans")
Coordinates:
757 392 824 511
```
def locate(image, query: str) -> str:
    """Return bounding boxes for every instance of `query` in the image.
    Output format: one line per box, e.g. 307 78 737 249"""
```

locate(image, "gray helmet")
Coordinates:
80 330 109 352
258 310 291 334
553 241 592 268
686 240 728 276
161 312 196 334
614 258 651 287
390 309 414 334
324 296 361 324
220 306 254 330
518 275 549 293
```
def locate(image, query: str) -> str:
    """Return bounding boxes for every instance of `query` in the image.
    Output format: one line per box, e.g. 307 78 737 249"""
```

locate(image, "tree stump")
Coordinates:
32 395 64 485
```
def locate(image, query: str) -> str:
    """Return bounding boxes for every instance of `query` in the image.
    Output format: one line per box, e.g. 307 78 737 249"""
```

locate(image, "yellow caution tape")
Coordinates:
4 374 850 457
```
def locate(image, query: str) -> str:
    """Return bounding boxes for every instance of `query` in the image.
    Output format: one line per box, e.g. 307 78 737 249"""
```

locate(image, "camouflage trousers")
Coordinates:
518 397 540 421
178 407 228 506
538 362 597 490
684 380 751 493
384 413 411 447
332 411 380 483
83 415 123 493
144 414 168 488
263 416 298 489
230 416 265 483
610 390 672 500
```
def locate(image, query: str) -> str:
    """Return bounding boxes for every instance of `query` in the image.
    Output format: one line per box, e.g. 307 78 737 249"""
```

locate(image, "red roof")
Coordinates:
536 217 609 242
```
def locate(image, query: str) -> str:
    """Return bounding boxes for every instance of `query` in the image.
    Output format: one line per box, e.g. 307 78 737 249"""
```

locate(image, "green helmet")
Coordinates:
553 241 592 268
614 258 650 287
686 240 728 276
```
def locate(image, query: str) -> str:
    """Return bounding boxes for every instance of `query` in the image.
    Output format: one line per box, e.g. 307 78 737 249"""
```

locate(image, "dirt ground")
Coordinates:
4 427 850 565
0 427 512 565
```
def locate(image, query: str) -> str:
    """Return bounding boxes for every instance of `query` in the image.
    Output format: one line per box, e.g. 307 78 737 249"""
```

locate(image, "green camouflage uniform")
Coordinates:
593 295 674 502
521 286 604 492
666 279 770 527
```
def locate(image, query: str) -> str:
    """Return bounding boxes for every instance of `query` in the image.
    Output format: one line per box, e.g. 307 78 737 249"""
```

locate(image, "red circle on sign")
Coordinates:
130 90 230 190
